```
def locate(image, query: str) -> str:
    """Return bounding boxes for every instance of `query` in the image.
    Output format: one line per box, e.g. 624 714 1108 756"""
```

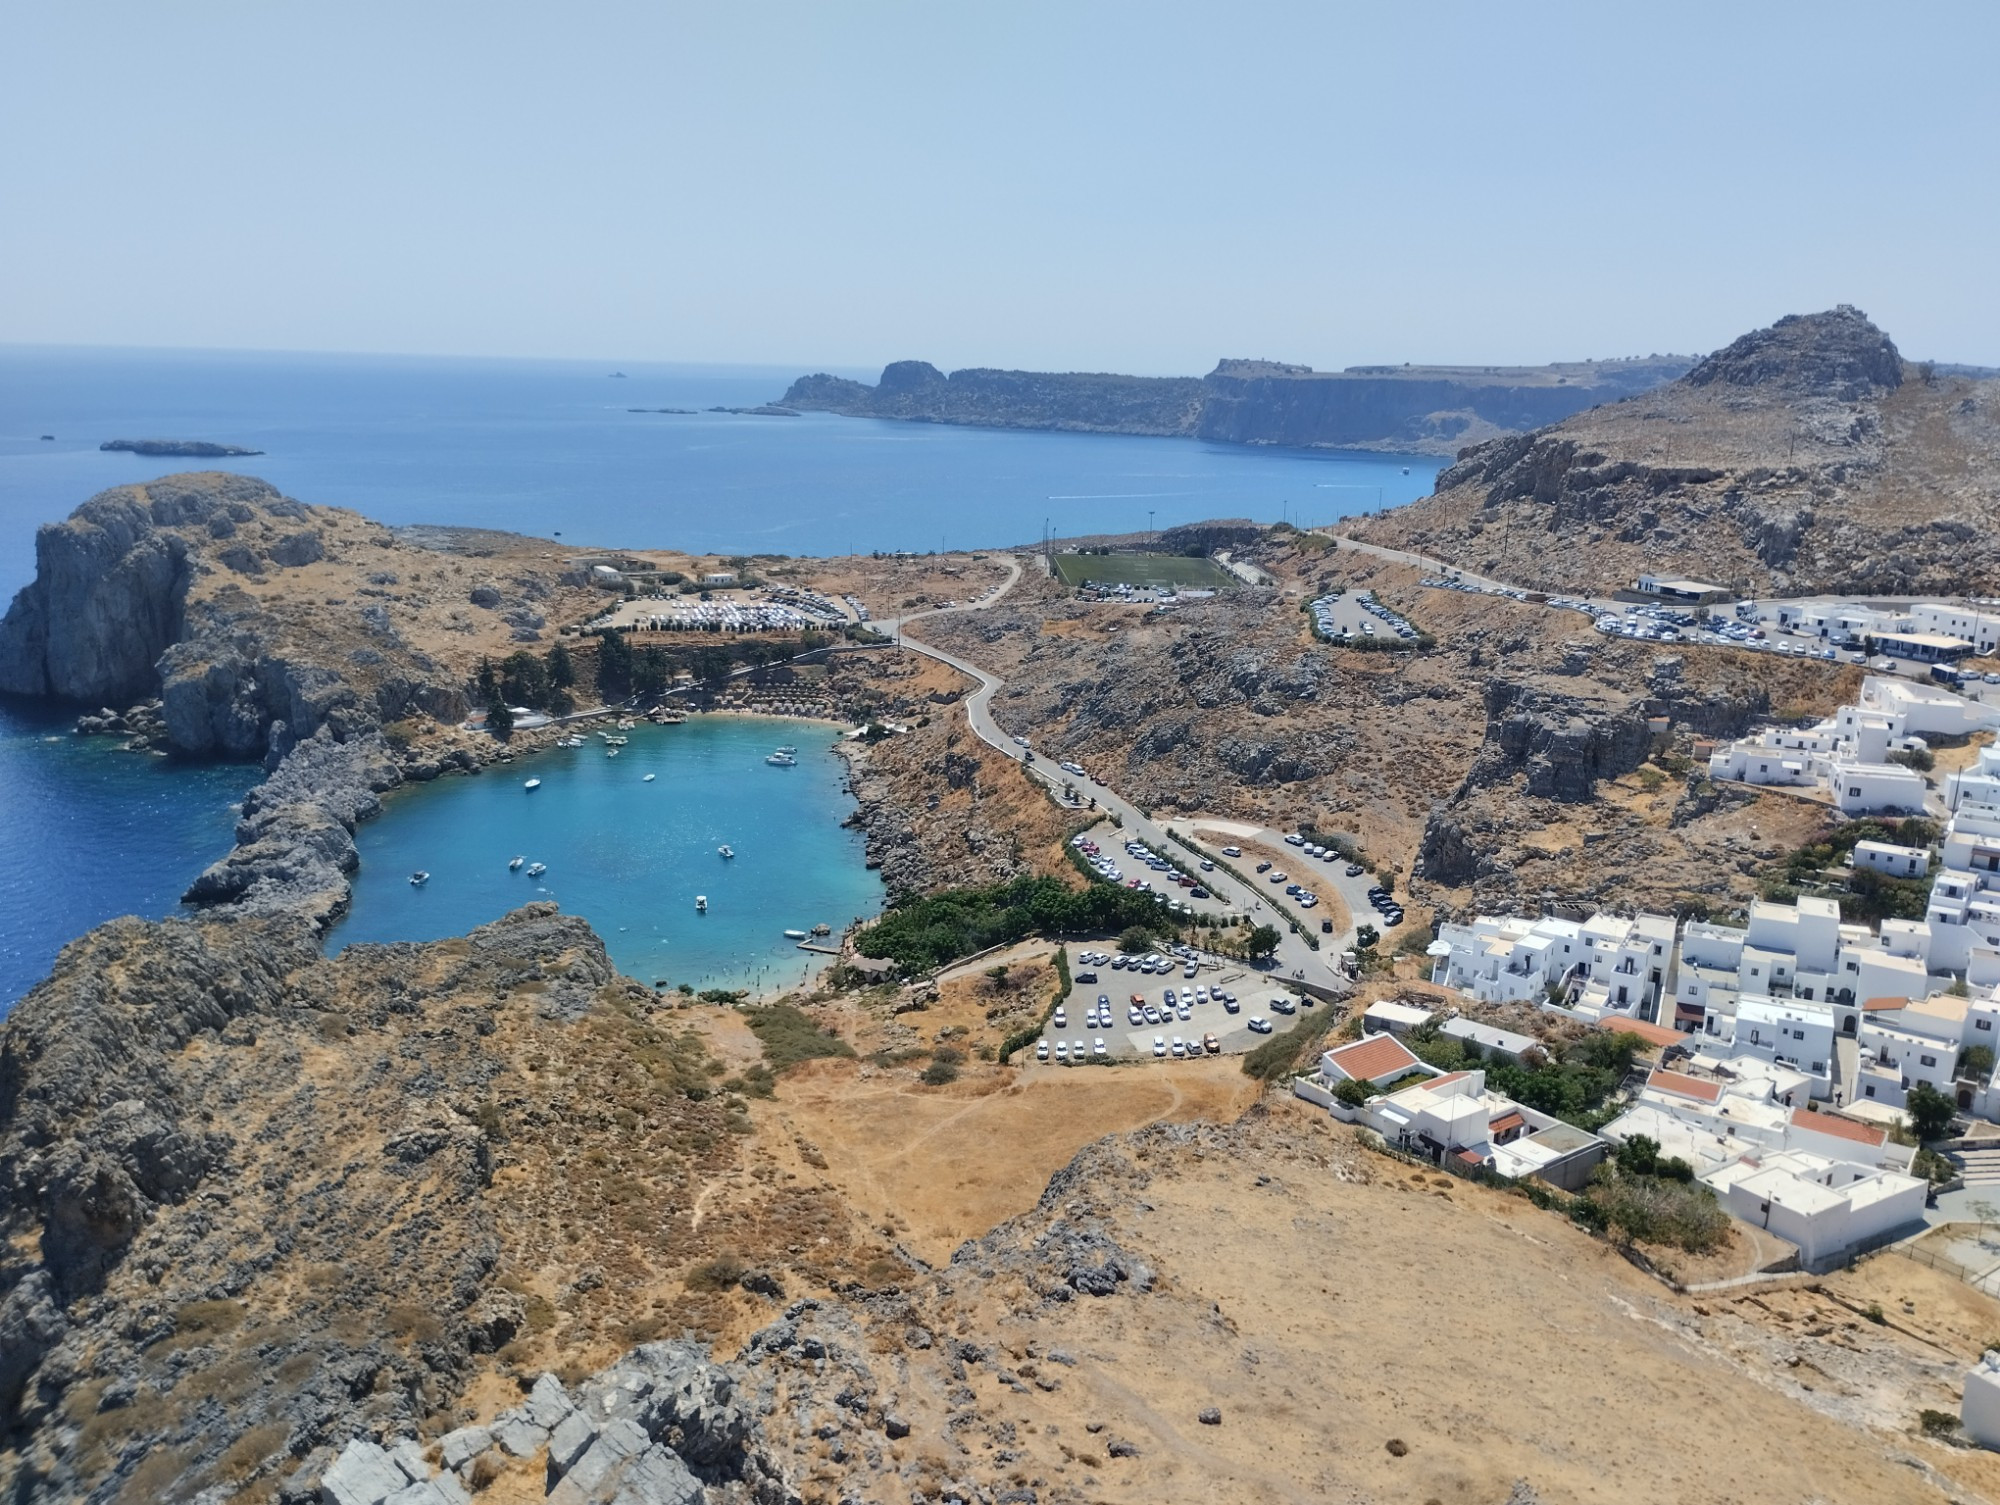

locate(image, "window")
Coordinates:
1811 1061 1824 1074
1793 1028 1806 1041
1921 1054 1938 1068
1979 1018 1992 1032
1865 1084 1876 1098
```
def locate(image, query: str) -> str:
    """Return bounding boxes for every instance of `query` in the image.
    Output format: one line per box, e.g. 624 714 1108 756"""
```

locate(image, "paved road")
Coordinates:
878 561 1343 995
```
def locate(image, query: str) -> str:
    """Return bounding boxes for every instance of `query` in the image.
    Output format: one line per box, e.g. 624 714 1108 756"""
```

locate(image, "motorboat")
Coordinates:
765 751 797 767
643 773 656 782
606 747 619 758
409 871 429 886
695 895 708 913
718 845 734 859
775 745 797 756
508 856 524 871
526 862 546 878
810 923 831 936
783 928 807 940
524 777 541 791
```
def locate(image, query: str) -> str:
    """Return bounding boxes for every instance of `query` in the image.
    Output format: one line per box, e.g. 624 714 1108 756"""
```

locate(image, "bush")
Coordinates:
920 1059 960 1086
1242 1008 1336 1082
743 1003 854 1072
1332 1076 1378 1107
1118 925 1154 954
684 1254 748 1292
855 875 1173 975
1586 1164 1731 1253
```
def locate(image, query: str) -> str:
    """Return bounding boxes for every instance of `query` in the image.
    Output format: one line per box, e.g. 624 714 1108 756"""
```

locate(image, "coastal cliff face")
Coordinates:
780 354 1693 454
1355 306 2000 594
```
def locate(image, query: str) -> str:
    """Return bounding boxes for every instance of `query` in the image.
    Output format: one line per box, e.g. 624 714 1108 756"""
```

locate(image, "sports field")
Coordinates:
1052 552 1236 590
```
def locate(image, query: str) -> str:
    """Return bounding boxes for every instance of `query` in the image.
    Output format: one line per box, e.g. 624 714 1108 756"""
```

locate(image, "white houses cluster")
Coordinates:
1706 675 1994 814
1768 599 2000 662
618 600 823 633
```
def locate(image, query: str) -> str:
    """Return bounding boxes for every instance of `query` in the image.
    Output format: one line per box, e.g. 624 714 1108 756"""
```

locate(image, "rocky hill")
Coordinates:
1352 306 2000 594
781 354 1692 454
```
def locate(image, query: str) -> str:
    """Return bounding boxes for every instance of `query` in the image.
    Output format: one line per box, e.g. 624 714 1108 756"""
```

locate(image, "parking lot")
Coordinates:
1310 587 1422 645
1031 945 1319 1064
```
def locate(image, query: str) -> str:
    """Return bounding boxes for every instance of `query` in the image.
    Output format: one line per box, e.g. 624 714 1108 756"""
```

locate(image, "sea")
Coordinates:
0 345 1443 1008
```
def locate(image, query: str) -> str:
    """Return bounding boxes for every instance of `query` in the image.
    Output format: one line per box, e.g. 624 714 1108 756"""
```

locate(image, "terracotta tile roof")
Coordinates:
1599 1016 1683 1049
1454 1149 1485 1167
1324 1034 1421 1084
1790 1107 1887 1147
1862 996 1913 1012
1488 1110 1525 1137
1427 1071 1471 1089
1647 1068 1722 1104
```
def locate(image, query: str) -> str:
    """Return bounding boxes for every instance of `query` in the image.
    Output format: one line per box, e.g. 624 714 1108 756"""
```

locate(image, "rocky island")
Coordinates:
781 353 1694 454
99 438 264 457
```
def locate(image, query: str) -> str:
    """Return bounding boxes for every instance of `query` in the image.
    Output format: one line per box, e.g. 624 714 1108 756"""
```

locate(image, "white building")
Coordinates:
1431 909 1675 1017
1438 1016 1538 1063
1361 1000 1434 1038
1603 1062 1915 1179
1908 603 2000 657
1829 759 1928 817
1703 1150 1926 1267
1926 802 2000 975
1963 1350 2000 1450
1356 1068 1608 1192
1854 839 1930 879
1949 743 2000 813
1317 1034 1429 1091
1854 989 2000 1116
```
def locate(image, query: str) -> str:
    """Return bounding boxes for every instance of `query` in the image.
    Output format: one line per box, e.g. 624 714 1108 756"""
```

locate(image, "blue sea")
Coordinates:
0 345 1443 1008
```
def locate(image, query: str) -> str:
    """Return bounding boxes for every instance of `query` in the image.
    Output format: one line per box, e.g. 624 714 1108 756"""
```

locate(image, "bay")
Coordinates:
327 717 883 994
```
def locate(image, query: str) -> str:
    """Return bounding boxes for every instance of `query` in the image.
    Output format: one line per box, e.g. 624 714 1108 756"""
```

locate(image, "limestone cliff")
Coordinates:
780 354 1692 454
1354 306 2000 594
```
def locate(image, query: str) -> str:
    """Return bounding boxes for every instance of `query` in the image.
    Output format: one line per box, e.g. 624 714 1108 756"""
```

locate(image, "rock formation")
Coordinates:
780 354 1692 454
1355 306 2000 594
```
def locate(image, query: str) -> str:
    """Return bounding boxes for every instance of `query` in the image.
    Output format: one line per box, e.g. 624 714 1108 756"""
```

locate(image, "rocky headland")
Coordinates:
780 353 1693 454
1353 306 2000 594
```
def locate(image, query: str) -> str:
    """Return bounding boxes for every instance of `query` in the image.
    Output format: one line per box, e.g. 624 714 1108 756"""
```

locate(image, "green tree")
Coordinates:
1117 925 1154 954
474 657 497 702
1961 1045 1996 1081
596 629 633 698
1332 1076 1378 1108
485 698 514 739
1354 924 1380 950
1245 924 1282 962
1905 1081 1957 1142
547 641 576 690
499 650 549 709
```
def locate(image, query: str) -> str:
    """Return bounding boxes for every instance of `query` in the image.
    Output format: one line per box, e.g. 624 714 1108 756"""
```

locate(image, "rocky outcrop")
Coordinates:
781 355 1691 454
1358 306 2000 595
99 439 263 457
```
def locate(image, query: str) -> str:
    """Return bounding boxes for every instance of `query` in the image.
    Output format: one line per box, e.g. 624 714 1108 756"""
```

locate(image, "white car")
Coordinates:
1092 1038 1108 1058
1073 1038 1087 1060
1170 1037 1187 1057
1035 1040 1050 1062
1054 1040 1069 1061
1222 845 1242 857
1247 1017 1273 1034
1052 1007 1067 1028
1284 834 1304 847
1013 735 1031 747
1152 1035 1168 1058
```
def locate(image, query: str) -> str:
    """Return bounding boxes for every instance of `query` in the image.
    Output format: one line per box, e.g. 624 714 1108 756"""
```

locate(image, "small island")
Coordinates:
627 407 698 415
706 404 800 417
100 438 264 457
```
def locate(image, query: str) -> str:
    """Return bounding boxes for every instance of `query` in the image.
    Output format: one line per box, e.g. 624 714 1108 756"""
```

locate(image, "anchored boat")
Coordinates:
695 895 708 913
408 871 429 886
508 855 524 871
718 845 734 859
524 777 541 790
526 862 546 878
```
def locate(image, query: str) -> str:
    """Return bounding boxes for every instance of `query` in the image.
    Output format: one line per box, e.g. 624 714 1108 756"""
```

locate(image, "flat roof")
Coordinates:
1642 577 1727 593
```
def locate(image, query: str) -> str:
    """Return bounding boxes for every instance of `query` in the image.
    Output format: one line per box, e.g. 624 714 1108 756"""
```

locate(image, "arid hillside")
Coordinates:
1352 306 2000 595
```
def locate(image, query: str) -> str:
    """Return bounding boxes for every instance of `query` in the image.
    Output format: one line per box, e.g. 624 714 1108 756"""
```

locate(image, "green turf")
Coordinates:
1052 553 1236 590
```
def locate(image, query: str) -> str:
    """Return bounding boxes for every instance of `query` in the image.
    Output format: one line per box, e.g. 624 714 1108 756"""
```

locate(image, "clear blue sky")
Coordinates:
4 1 1993 372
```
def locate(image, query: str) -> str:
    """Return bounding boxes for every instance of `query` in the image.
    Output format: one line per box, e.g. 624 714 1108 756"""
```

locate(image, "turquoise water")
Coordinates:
328 718 883 994
0 700 262 1002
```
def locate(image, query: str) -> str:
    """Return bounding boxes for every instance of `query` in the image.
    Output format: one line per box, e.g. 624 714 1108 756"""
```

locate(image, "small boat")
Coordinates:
783 929 808 940
409 871 429 886
695 895 708 913
606 748 619 758
765 751 797 767
718 845 734 859
810 923 831 937
643 773 656 782
524 777 541 791
526 862 546 878
775 745 797 755
1401 466 1411 475
509 855 524 871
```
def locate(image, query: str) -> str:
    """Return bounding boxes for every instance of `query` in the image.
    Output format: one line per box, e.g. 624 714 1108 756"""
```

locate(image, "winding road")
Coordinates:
877 558 1350 991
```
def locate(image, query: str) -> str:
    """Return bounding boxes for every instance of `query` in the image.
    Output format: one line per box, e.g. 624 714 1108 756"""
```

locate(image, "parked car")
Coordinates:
1203 1033 1221 1055
1152 1036 1168 1057
1036 1040 1050 1062
1222 845 1243 857
1247 1017 1273 1034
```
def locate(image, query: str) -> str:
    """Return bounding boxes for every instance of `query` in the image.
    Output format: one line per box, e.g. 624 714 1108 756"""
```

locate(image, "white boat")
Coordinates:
508 855 524 871
783 928 807 940
526 862 546 878
775 745 797 755
765 751 797 767
718 844 734 858
695 895 708 913
524 777 541 791
606 748 619 758
409 871 429 886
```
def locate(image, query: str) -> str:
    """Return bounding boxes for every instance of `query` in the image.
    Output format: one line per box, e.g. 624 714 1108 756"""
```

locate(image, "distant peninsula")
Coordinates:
781 354 1696 455
100 438 263 457
707 404 800 417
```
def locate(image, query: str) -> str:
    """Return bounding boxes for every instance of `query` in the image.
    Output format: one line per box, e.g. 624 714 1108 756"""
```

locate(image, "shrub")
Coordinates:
684 1254 749 1292
744 1003 854 1072
856 875 1172 974
1906 1081 1957 1142
1586 1163 1730 1253
1118 925 1154 954
920 1060 960 1086
1242 1008 1336 1082
1332 1077 1378 1107
1919 1408 1960 1439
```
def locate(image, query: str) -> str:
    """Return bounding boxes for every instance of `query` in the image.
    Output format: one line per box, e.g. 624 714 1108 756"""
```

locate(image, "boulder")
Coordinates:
320 1439 409 1505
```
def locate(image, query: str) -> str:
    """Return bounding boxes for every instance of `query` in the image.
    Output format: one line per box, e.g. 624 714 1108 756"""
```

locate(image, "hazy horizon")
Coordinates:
6 1 1996 371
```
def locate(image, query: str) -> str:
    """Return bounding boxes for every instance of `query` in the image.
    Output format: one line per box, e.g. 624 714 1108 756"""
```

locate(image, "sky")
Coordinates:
4 1 1995 373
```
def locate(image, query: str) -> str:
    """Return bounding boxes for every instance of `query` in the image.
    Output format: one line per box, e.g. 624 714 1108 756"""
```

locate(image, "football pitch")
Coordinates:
1052 552 1237 590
